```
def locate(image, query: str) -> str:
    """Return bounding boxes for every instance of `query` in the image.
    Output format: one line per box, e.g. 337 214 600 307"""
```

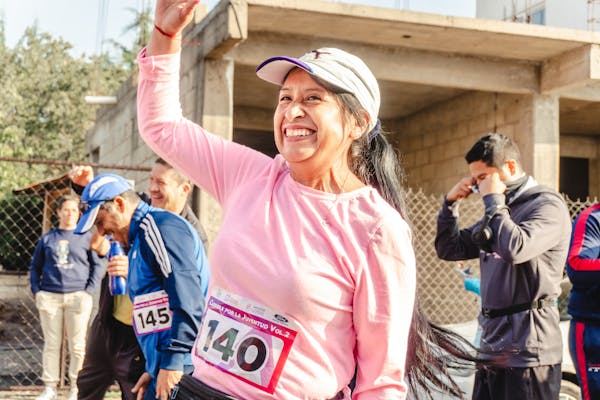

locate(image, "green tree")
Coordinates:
108 1 154 70
0 23 129 271
0 24 128 196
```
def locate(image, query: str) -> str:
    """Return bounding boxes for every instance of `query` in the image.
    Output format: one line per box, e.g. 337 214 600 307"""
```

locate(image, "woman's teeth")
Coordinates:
286 128 313 137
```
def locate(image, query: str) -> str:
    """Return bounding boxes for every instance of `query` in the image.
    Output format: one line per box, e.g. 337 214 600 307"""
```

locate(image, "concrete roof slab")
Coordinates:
246 0 600 61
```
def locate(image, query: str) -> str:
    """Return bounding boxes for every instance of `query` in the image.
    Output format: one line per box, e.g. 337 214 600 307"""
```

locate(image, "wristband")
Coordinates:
154 24 178 40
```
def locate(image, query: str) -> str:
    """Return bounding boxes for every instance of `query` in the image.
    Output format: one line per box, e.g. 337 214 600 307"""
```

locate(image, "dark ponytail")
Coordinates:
405 303 479 398
338 91 480 398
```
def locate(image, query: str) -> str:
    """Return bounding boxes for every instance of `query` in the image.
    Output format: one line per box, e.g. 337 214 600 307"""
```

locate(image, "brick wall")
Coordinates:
388 91 531 195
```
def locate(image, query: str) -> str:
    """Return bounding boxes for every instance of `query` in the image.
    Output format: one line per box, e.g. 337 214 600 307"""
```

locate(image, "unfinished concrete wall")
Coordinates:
85 75 156 190
85 18 233 251
389 91 532 195
86 49 224 250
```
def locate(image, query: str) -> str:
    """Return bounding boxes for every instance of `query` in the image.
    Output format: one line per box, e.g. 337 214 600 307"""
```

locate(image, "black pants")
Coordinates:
172 375 345 400
77 317 146 400
171 375 238 400
472 364 561 400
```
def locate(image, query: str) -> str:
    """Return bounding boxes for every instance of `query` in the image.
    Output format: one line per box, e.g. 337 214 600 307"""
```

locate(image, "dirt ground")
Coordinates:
0 297 122 399
0 297 43 389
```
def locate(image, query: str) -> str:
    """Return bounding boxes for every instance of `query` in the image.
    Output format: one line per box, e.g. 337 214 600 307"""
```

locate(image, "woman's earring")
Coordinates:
351 129 363 140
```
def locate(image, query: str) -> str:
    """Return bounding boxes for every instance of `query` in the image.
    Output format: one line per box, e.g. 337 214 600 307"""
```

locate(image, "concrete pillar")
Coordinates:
192 58 235 247
202 59 234 141
522 94 560 190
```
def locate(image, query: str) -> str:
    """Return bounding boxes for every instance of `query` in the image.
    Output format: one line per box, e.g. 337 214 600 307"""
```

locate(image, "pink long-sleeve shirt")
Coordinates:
137 49 415 400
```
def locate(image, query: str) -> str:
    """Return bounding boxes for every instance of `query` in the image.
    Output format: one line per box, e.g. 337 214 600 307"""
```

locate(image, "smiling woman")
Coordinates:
272 68 364 193
135 1 478 399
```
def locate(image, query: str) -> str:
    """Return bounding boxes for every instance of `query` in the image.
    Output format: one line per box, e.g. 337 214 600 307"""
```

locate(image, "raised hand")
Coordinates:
68 165 94 187
148 0 200 56
478 172 506 196
154 0 200 39
446 176 477 202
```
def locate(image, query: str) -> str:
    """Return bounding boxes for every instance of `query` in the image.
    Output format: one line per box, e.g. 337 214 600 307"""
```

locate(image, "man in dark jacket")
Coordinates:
72 160 209 400
435 133 571 400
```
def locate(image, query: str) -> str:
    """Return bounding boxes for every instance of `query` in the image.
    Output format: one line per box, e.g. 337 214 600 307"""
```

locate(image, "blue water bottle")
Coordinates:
107 237 127 296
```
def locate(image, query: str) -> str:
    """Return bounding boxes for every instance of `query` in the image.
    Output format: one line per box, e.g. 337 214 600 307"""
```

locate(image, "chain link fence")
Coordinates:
0 160 149 389
0 161 66 389
0 159 596 387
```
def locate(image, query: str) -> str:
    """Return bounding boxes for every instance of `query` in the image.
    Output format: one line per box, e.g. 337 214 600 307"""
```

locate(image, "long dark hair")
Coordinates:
336 90 480 398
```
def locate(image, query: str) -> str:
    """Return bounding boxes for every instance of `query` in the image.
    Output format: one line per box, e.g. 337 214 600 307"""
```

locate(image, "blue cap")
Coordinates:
74 174 133 234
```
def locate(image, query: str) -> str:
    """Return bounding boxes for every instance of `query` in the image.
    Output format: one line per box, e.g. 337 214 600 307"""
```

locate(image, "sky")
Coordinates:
0 0 476 59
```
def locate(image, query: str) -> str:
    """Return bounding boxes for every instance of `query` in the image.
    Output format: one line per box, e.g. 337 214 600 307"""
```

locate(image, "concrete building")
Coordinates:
87 0 600 321
88 0 600 203
477 0 597 31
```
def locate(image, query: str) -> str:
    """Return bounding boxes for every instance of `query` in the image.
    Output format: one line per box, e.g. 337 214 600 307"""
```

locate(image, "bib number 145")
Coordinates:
132 291 172 336
136 306 171 331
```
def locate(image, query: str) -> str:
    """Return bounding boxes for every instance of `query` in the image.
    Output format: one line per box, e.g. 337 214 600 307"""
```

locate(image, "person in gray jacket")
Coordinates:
435 133 571 400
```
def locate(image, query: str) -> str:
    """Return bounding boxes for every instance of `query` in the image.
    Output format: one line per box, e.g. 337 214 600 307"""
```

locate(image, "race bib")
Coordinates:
133 290 172 335
195 288 298 394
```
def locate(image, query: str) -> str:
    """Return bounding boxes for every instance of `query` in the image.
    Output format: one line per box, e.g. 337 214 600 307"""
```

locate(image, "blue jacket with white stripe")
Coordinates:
567 203 600 321
127 201 209 379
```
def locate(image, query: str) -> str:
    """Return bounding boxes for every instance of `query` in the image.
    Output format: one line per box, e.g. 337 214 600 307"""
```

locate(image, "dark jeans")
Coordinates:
472 364 561 400
171 375 344 400
171 375 238 400
77 317 145 400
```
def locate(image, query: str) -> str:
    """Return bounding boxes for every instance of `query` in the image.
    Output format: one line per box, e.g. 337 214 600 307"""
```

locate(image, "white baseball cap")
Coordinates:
256 47 380 132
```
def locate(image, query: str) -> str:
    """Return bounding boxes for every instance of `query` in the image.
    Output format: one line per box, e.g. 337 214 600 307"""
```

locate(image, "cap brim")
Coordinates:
74 205 100 234
256 56 313 86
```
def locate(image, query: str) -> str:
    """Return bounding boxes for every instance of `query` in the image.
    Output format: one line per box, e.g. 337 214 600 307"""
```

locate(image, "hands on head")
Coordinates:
446 177 476 202
68 165 94 187
477 172 506 196
446 172 506 202
89 229 110 257
69 166 111 256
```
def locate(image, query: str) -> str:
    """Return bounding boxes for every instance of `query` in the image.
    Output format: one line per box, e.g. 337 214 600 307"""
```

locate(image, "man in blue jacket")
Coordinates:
566 203 600 400
75 173 209 400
